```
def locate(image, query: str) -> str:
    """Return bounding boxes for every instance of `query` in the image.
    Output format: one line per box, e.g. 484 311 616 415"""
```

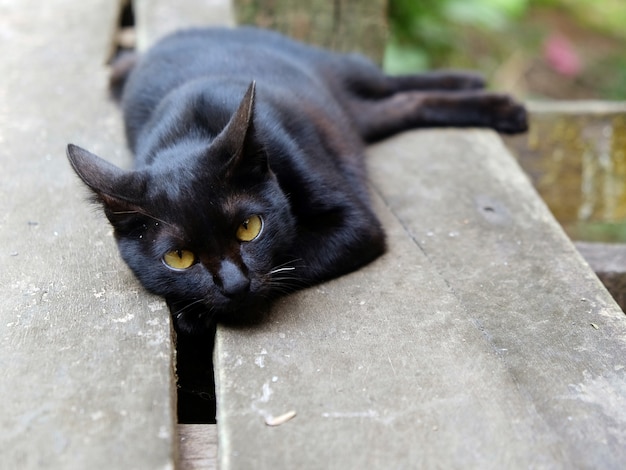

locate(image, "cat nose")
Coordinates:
215 259 250 297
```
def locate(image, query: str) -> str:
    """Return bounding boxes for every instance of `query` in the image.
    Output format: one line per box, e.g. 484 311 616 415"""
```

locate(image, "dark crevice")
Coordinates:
109 0 136 64
119 0 135 28
175 326 217 424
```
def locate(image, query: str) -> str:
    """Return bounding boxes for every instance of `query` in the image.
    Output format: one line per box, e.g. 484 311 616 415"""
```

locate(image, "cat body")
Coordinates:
68 27 526 333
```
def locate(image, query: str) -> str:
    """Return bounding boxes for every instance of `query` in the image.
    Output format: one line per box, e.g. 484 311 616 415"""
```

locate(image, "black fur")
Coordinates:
67 27 527 334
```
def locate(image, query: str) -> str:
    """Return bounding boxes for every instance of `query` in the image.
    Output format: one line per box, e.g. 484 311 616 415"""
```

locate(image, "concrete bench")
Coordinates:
2 0 626 469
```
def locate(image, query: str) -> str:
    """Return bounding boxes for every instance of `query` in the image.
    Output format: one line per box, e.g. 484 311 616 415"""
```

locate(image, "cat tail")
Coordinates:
109 50 138 102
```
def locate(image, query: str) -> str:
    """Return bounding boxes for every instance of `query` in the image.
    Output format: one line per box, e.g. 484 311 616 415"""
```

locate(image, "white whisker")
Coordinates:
270 266 296 274
173 298 205 318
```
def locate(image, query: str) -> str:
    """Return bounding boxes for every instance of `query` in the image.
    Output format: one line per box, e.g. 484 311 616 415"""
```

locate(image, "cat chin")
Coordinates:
173 311 214 336
168 296 272 335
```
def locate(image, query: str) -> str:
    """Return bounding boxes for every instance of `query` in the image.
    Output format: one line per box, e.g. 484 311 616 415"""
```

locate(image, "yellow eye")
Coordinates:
162 249 195 270
236 215 263 242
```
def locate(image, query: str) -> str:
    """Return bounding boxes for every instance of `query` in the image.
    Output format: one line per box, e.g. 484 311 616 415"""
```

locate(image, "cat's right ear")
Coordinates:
66 144 145 216
215 82 269 180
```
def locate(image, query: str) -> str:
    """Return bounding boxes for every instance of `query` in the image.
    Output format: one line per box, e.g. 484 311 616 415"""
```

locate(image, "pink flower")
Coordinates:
544 34 582 77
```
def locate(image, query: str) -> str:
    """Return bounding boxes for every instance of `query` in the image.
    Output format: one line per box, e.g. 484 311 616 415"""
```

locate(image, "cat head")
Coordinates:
67 83 297 333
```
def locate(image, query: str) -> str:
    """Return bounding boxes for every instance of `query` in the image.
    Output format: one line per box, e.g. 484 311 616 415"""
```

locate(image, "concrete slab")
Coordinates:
0 1 176 468
369 130 626 467
215 130 626 469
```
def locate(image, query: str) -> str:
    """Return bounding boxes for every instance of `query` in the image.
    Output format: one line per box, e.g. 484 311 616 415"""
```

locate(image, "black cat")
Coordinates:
67 27 527 334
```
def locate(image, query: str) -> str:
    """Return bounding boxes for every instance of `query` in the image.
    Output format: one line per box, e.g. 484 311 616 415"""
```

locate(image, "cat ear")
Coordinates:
214 81 269 178
67 144 146 217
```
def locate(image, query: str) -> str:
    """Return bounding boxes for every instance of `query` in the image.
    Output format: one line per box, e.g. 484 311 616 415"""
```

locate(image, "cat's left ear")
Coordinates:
215 81 269 178
66 144 147 220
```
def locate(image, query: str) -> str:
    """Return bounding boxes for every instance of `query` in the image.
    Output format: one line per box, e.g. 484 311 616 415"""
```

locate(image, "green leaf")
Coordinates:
383 41 430 75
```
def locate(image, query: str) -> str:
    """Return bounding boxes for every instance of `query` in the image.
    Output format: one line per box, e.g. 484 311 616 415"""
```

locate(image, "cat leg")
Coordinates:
385 71 486 93
333 55 485 97
350 90 527 142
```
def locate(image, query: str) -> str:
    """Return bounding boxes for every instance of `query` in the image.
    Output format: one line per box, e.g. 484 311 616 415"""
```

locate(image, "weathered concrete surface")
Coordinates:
215 130 626 469
0 1 176 468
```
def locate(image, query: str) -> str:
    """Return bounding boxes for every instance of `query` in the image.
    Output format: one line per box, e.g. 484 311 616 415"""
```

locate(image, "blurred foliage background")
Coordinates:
384 0 626 100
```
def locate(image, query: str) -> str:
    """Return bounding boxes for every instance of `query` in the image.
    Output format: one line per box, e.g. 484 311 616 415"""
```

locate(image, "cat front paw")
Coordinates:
487 95 528 134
